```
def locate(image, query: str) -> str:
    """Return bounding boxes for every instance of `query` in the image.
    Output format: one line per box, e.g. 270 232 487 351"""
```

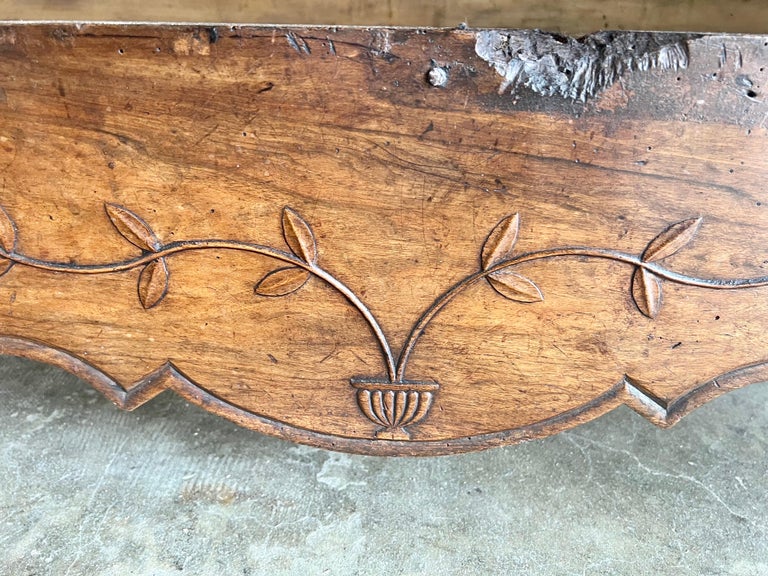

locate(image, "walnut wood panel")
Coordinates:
1 24 768 455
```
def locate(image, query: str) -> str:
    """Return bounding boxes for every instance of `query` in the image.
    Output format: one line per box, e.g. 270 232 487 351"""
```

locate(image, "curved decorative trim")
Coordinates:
1 203 768 441
0 203 768 439
0 334 764 456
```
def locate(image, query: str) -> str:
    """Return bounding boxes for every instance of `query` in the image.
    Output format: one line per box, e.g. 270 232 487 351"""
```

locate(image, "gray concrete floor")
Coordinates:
0 356 766 575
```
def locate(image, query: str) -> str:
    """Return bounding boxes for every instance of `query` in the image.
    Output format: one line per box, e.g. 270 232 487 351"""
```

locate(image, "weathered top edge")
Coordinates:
0 21 762 38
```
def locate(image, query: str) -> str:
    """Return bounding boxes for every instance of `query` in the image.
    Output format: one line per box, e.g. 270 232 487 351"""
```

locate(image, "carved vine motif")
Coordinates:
0 203 767 439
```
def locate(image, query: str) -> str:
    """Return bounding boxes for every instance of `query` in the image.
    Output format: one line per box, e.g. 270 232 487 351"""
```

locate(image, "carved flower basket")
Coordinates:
350 379 439 440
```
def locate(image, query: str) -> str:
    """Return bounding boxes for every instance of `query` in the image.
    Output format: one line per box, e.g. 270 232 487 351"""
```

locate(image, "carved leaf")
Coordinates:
105 203 161 253
0 205 17 254
632 267 663 318
282 207 317 264
488 269 543 303
481 213 520 269
254 266 310 297
138 258 170 309
642 217 703 262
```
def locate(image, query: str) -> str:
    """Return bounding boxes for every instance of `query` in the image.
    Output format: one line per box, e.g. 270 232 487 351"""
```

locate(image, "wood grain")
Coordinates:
0 23 767 454
1 1 768 35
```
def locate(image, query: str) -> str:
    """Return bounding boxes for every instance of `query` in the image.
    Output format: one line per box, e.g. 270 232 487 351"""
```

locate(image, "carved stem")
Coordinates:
2 240 398 381
395 247 768 381
6 239 767 385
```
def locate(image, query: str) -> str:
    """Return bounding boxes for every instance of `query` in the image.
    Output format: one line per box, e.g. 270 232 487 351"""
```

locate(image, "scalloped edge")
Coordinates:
0 334 764 456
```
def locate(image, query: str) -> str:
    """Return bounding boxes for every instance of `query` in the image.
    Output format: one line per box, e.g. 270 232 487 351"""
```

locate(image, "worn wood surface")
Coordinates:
2 0 768 35
0 24 767 454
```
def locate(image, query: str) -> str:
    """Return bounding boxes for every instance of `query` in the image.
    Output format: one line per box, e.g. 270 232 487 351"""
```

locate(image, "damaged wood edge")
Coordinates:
0 334 764 456
474 29 698 101
3 23 699 104
0 22 706 104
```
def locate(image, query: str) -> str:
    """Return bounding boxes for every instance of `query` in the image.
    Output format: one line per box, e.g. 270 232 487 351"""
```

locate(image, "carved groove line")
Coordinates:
0 203 766 439
0 334 765 456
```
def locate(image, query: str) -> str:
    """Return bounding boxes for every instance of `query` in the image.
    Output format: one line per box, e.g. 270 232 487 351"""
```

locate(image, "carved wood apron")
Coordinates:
0 24 765 455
